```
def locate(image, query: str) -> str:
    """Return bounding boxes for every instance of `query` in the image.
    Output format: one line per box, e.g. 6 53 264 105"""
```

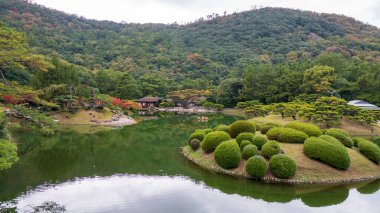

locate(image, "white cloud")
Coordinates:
33 0 380 27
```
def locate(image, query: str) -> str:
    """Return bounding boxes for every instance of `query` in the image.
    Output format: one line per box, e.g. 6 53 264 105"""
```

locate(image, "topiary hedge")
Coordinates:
189 139 200 150
214 141 241 169
214 125 230 134
353 137 366 147
319 135 342 145
285 122 322 137
327 128 349 136
236 132 255 145
201 131 231 153
260 124 274 134
304 137 350 170
188 132 205 144
269 154 297 179
195 128 213 135
261 140 281 158
252 136 267 150
242 144 258 160
371 137 380 148
277 129 308 144
240 140 252 151
229 120 256 138
358 139 380 164
246 156 267 178
266 127 288 140
324 129 353 147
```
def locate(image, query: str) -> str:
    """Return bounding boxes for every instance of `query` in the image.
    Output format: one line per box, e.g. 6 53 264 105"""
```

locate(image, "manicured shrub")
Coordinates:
353 137 367 147
229 120 256 138
201 131 231 153
194 128 213 135
188 132 205 144
277 129 308 143
240 140 252 151
236 132 255 145
269 154 297 179
358 139 380 164
324 129 353 147
214 141 241 169
252 136 267 150
285 122 322 137
304 137 350 170
319 135 342 145
242 144 258 159
253 122 261 131
371 137 380 147
246 156 267 178
261 141 281 158
266 122 282 127
327 128 349 136
266 127 288 140
189 139 200 150
214 125 230 134
260 124 274 134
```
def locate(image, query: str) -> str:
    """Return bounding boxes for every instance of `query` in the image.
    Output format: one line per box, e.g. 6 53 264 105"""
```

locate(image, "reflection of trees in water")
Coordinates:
357 179 380 194
28 201 66 213
300 186 349 207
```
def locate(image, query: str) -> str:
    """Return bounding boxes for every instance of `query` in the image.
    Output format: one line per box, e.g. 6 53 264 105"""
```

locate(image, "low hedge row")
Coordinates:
242 144 258 160
266 127 287 140
246 156 267 178
214 141 241 169
201 131 231 153
229 120 256 138
358 138 380 164
324 129 353 147
236 132 255 145
261 140 281 158
269 154 297 179
303 137 350 170
266 127 308 143
285 122 322 137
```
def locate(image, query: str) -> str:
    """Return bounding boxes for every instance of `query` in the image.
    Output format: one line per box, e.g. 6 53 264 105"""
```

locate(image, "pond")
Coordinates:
0 113 380 212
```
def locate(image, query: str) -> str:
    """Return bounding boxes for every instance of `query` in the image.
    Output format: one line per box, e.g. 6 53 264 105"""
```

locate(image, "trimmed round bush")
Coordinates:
327 128 349 136
277 129 308 144
229 120 256 138
269 154 297 179
304 137 350 170
188 132 205 144
214 141 241 169
194 128 213 135
266 127 288 140
260 124 274 134
246 156 267 178
236 132 255 145
240 140 252 151
358 139 380 164
242 144 258 159
201 131 231 153
214 125 230 134
252 136 267 150
319 135 342 145
324 129 353 147
285 122 322 137
353 137 366 147
261 141 281 158
189 139 200 150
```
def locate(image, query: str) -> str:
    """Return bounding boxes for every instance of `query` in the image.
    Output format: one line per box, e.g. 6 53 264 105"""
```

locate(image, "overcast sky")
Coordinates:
33 0 380 27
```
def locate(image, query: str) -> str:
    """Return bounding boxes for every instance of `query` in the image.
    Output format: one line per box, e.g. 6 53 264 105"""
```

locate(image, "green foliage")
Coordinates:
229 120 256 138
371 137 380 147
10 105 57 131
302 65 336 95
284 122 322 137
236 132 255 145
202 101 224 111
260 124 275 134
240 140 252 151
159 101 175 108
245 105 271 117
269 154 297 179
194 128 213 135
41 126 55 136
261 141 281 158
0 139 18 170
201 131 231 153
277 129 309 144
251 136 268 150
324 129 353 147
353 137 367 147
358 139 380 164
189 139 200 151
246 156 267 178
304 137 350 170
242 144 258 160
188 132 205 143
237 100 261 109
214 141 241 169
213 125 230 134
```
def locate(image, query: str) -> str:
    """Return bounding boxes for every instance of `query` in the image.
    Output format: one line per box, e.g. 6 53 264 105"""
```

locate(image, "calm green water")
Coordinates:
1 113 380 212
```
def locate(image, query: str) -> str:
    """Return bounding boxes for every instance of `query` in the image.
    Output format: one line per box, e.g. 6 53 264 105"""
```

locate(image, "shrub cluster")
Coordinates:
261 141 281 158
214 141 241 169
252 136 267 150
189 139 200 150
277 129 308 143
201 131 231 153
242 144 258 160
266 127 287 140
303 137 350 170
269 154 297 179
358 138 380 164
236 132 255 145
214 125 230 134
188 132 205 144
246 156 267 178
371 137 380 147
240 140 252 151
324 129 353 147
260 124 274 134
353 137 366 147
229 120 256 138
285 122 322 137
319 135 341 145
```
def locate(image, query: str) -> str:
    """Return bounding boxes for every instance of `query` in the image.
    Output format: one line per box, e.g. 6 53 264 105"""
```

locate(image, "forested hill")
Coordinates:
1 0 379 71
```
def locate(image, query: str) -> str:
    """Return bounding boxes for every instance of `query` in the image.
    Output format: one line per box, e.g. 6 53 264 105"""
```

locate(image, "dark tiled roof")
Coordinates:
136 97 160 102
